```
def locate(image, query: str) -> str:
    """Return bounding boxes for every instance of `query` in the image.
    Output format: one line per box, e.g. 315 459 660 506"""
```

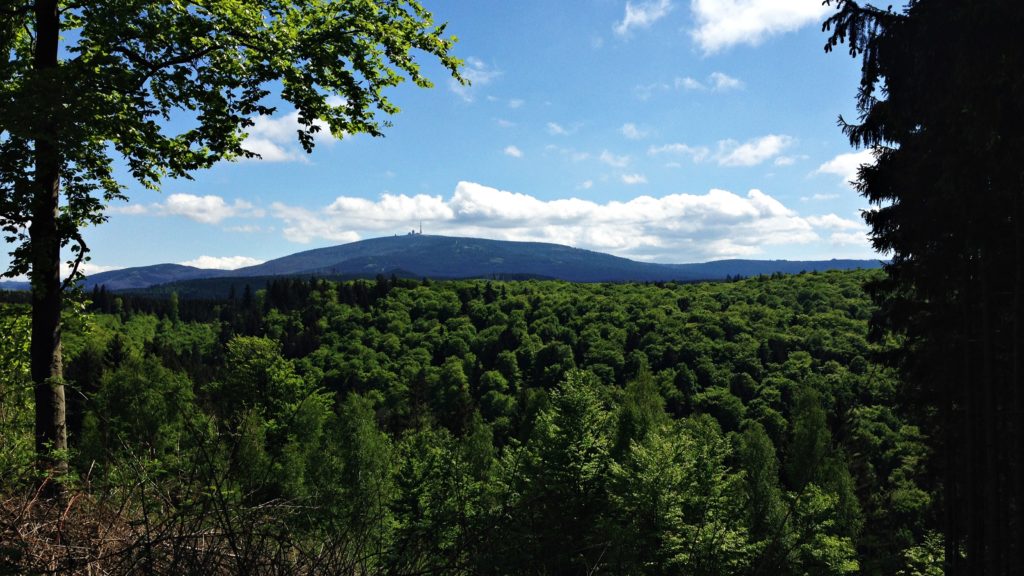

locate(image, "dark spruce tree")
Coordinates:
824 1 1024 573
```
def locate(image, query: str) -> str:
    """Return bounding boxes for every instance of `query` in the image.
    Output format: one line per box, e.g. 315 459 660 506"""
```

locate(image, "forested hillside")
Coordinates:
0 270 940 574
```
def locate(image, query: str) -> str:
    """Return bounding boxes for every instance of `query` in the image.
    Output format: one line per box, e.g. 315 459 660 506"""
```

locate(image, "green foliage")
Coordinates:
14 270 940 574
2 0 464 497
390 423 495 574
483 370 612 574
613 365 668 458
897 531 945 576
738 421 785 541
79 356 204 470
785 484 860 575
213 336 318 422
693 385 746 433
0 305 33 487
787 385 831 490
210 335 333 499
611 415 753 575
308 393 395 571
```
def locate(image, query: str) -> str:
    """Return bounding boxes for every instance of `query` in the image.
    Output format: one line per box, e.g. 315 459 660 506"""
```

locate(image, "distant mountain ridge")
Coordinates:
227 235 695 282
85 263 230 291
0 234 884 292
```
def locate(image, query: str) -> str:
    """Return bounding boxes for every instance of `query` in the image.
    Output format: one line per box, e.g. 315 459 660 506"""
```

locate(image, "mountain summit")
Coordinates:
51 235 881 291
227 235 690 282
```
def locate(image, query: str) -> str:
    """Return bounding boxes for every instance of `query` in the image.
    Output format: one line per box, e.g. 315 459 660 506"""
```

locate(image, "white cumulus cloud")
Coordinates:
634 82 671 100
62 261 120 279
649 135 791 166
649 143 711 162
267 181 851 261
709 72 744 91
225 224 268 233
242 110 335 162
676 76 705 90
547 122 568 136
690 0 830 54
504 145 523 158
159 194 263 224
621 123 649 140
599 150 631 168
327 193 455 224
802 193 839 202
805 212 872 252
615 0 673 36
272 203 364 244
651 136 786 167
450 57 501 102
621 173 648 185
816 149 876 185
830 230 872 247
715 135 793 166
243 138 295 162
806 213 864 230
179 255 266 270
677 72 744 91
108 204 148 215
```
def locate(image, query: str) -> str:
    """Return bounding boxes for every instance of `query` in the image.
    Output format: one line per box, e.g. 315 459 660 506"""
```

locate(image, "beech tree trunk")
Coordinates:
31 0 67 480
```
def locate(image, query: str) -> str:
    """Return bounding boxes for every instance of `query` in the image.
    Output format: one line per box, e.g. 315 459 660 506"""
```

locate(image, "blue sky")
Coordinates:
19 0 884 276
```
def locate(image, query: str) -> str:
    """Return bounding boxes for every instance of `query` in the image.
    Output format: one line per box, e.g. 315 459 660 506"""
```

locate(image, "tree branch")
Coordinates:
59 232 86 292
0 2 33 19
109 43 224 93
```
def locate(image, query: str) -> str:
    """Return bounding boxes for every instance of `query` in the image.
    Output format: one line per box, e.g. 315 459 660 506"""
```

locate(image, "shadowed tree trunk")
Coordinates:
30 0 67 481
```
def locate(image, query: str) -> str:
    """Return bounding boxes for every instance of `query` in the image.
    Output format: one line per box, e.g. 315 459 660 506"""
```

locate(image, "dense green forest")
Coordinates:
0 270 942 574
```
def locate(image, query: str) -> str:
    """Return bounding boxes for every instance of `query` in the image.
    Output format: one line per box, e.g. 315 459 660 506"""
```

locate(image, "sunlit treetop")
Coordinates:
0 0 463 280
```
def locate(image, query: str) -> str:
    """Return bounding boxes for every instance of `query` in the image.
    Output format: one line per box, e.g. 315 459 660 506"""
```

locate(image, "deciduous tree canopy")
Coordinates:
0 270 943 574
0 0 462 476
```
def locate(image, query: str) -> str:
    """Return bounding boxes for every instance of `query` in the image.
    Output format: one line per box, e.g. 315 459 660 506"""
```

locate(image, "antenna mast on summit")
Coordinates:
419 221 422 235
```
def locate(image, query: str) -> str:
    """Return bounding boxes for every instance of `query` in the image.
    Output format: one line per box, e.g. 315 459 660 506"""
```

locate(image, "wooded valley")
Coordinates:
1 270 940 574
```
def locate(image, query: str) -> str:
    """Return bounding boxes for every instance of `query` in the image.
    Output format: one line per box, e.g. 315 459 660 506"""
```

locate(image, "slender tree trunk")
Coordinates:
978 256 996 575
1013 176 1024 576
30 0 67 481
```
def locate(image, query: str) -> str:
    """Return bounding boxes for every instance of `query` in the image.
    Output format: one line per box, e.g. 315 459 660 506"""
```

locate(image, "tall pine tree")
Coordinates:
824 1 1024 573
